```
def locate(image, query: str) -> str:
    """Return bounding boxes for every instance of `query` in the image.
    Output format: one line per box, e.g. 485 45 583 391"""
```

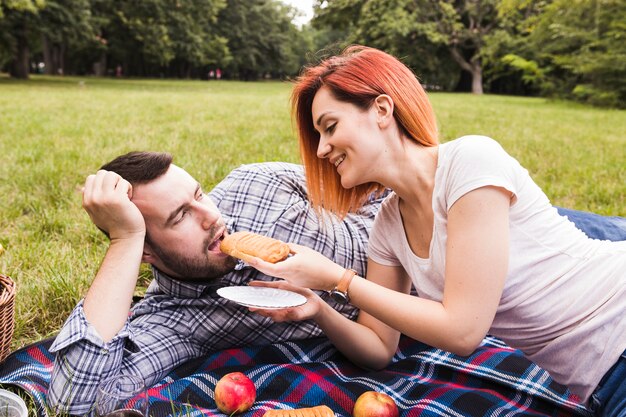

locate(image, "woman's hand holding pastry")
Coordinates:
246 243 346 291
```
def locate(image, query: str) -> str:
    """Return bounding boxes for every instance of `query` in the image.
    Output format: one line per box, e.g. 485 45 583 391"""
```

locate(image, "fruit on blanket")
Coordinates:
214 372 256 414
353 391 399 417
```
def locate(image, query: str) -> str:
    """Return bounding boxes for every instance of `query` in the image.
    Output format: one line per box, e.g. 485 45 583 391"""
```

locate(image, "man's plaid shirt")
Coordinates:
48 162 386 415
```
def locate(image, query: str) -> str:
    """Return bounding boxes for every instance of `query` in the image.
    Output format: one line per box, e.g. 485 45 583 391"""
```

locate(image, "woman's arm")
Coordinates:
249 259 410 369
347 186 511 355
321 260 410 369
248 185 511 357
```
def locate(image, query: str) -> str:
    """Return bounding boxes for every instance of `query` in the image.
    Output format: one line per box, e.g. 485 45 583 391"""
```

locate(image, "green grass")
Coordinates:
0 75 624 351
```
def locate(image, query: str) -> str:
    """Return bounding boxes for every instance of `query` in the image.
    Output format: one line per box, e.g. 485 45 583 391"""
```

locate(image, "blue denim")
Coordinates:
557 207 626 242
589 349 626 417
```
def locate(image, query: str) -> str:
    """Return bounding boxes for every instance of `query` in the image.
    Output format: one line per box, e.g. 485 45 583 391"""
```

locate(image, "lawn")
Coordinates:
0 75 624 350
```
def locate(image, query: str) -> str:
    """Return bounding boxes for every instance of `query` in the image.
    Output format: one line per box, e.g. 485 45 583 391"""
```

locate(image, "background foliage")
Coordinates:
1 0 625 107
312 0 626 107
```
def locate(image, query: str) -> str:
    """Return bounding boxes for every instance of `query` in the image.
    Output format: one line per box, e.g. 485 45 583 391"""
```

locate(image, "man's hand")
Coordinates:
82 170 145 240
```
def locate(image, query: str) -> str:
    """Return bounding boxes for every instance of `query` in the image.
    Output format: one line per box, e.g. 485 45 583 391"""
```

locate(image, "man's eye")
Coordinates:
175 210 189 224
196 192 204 201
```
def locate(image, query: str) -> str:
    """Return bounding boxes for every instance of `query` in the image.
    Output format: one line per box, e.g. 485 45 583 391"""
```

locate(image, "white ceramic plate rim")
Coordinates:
0 389 28 416
217 286 306 309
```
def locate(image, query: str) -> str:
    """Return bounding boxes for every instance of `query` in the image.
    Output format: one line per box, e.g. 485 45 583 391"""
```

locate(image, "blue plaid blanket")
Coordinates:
0 334 591 417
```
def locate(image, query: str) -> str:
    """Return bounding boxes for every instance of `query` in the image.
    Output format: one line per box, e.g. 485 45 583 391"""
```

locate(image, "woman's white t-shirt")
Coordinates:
368 135 626 403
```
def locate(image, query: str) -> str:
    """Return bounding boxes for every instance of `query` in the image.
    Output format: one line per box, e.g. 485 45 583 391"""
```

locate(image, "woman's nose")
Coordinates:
317 138 332 159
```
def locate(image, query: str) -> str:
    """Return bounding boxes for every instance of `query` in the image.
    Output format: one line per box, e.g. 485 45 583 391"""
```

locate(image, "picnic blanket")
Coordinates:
0 334 591 417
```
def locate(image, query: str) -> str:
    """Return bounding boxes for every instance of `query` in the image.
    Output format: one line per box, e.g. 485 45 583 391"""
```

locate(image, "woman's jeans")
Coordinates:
556 207 626 242
588 349 626 417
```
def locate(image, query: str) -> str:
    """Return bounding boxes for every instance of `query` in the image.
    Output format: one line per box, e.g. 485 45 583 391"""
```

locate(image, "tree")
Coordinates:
346 0 460 90
1 0 303 78
479 0 549 95
486 0 626 107
431 0 500 94
164 0 230 78
84 0 229 77
0 0 45 78
37 0 95 75
217 0 308 80
313 0 502 94
528 0 626 107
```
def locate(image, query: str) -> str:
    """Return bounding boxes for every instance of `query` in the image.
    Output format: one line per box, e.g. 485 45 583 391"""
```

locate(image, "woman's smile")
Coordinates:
332 154 346 168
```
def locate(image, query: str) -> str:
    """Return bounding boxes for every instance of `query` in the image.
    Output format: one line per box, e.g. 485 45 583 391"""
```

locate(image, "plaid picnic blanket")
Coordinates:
0 334 591 417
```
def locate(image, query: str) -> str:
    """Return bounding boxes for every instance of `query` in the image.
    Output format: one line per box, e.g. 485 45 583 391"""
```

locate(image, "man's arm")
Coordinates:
48 171 148 414
81 170 146 340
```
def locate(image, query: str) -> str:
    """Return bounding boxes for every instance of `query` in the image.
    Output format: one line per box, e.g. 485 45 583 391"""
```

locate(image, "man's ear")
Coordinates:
374 94 394 128
141 241 158 264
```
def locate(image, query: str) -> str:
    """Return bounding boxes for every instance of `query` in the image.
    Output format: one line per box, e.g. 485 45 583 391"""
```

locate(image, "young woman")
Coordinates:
246 46 625 416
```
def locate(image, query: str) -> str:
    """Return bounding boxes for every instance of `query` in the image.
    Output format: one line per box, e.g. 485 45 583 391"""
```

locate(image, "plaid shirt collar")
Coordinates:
151 267 216 299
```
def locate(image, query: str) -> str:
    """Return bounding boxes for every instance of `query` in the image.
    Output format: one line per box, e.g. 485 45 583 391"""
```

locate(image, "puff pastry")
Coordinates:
220 231 290 263
262 405 335 417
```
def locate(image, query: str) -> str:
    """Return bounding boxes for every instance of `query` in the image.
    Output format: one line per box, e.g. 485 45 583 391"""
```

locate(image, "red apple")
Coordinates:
353 391 399 417
214 372 256 414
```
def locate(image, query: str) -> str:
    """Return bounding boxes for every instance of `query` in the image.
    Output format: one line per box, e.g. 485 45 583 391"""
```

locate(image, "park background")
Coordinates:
2 0 626 106
0 0 625 353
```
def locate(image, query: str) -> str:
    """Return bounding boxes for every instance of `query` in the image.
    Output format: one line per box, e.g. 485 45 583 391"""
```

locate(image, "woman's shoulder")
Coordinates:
441 135 512 167
444 135 503 153
436 135 523 207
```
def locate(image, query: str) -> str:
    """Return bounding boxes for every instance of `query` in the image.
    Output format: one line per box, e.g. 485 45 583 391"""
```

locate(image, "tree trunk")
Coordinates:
42 36 55 75
450 46 483 94
42 36 65 76
10 23 30 79
470 63 483 94
58 43 66 75
93 52 107 76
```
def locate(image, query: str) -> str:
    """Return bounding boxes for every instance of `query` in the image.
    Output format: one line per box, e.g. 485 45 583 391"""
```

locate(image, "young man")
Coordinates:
47 152 386 415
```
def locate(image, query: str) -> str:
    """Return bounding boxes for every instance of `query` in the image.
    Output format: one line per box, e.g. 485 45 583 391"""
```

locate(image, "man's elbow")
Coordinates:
47 360 98 416
46 389 96 417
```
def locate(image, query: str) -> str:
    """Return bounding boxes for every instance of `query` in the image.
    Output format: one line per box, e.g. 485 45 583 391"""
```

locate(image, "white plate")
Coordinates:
217 286 307 309
0 389 28 417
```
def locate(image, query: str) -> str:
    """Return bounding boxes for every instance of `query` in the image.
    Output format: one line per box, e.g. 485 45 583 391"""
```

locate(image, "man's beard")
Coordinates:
148 236 237 280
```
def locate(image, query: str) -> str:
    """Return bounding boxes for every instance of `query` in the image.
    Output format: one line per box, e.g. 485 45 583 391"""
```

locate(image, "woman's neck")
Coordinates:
380 140 439 210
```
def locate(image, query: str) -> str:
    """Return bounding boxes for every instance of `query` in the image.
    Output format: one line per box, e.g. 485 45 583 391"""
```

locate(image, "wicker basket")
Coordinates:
0 274 16 363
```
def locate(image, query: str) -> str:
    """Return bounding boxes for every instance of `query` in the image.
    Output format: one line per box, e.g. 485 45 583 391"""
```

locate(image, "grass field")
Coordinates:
0 75 624 351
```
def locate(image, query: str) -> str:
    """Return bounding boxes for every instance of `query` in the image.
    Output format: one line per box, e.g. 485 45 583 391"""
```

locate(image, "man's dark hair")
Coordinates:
100 151 173 185
96 151 173 241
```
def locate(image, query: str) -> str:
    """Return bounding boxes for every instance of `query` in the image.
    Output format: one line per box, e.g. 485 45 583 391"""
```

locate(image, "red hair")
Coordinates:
291 45 439 218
